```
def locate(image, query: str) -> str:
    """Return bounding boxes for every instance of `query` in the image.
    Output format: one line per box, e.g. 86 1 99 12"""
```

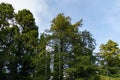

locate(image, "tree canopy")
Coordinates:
1 2 120 80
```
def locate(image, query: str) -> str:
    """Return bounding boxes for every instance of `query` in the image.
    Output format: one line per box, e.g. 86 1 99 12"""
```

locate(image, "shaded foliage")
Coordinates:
1 2 120 80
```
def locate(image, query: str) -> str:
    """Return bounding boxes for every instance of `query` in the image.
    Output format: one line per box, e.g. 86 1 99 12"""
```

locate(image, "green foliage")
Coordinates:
33 34 51 80
41 13 97 80
0 2 14 29
2 2 120 80
98 40 120 79
15 9 35 27
100 75 120 80
15 9 37 33
0 2 38 80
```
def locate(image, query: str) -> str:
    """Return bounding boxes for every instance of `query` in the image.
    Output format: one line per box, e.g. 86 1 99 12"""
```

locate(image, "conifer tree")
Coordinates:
33 34 51 80
99 40 120 79
0 3 38 80
44 13 96 80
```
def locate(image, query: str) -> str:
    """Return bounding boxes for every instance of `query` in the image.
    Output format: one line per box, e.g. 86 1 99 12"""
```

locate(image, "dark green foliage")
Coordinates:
0 2 14 29
33 34 51 80
65 30 97 80
15 9 37 33
15 9 35 27
36 13 97 80
2 2 120 80
0 2 38 80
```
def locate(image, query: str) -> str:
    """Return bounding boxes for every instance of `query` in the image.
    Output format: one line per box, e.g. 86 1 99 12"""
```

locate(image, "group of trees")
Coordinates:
1 2 120 80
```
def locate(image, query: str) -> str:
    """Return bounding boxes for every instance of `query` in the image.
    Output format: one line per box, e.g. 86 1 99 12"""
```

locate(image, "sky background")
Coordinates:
0 0 120 52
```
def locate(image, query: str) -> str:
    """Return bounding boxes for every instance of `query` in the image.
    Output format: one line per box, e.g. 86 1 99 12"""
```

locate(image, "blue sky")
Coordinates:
1 0 120 52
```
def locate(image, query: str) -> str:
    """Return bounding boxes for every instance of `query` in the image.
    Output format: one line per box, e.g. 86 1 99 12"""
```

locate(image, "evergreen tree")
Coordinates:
15 9 38 80
0 3 38 80
99 40 120 79
0 2 14 29
42 13 97 80
33 34 51 80
65 23 97 80
50 13 72 80
0 2 16 80
0 2 109 80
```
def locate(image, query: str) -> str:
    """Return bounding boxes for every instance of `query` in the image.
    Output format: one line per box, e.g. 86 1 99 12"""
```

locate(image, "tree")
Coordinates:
15 9 38 80
15 9 37 33
40 13 97 80
0 3 38 80
33 34 51 80
0 2 14 29
99 40 120 79
0 2 104 80
65 29 97 80
0 2 16 80
50 13 72 80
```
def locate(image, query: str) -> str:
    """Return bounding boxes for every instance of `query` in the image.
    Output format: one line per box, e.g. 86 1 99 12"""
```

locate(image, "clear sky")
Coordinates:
1 0 120 52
